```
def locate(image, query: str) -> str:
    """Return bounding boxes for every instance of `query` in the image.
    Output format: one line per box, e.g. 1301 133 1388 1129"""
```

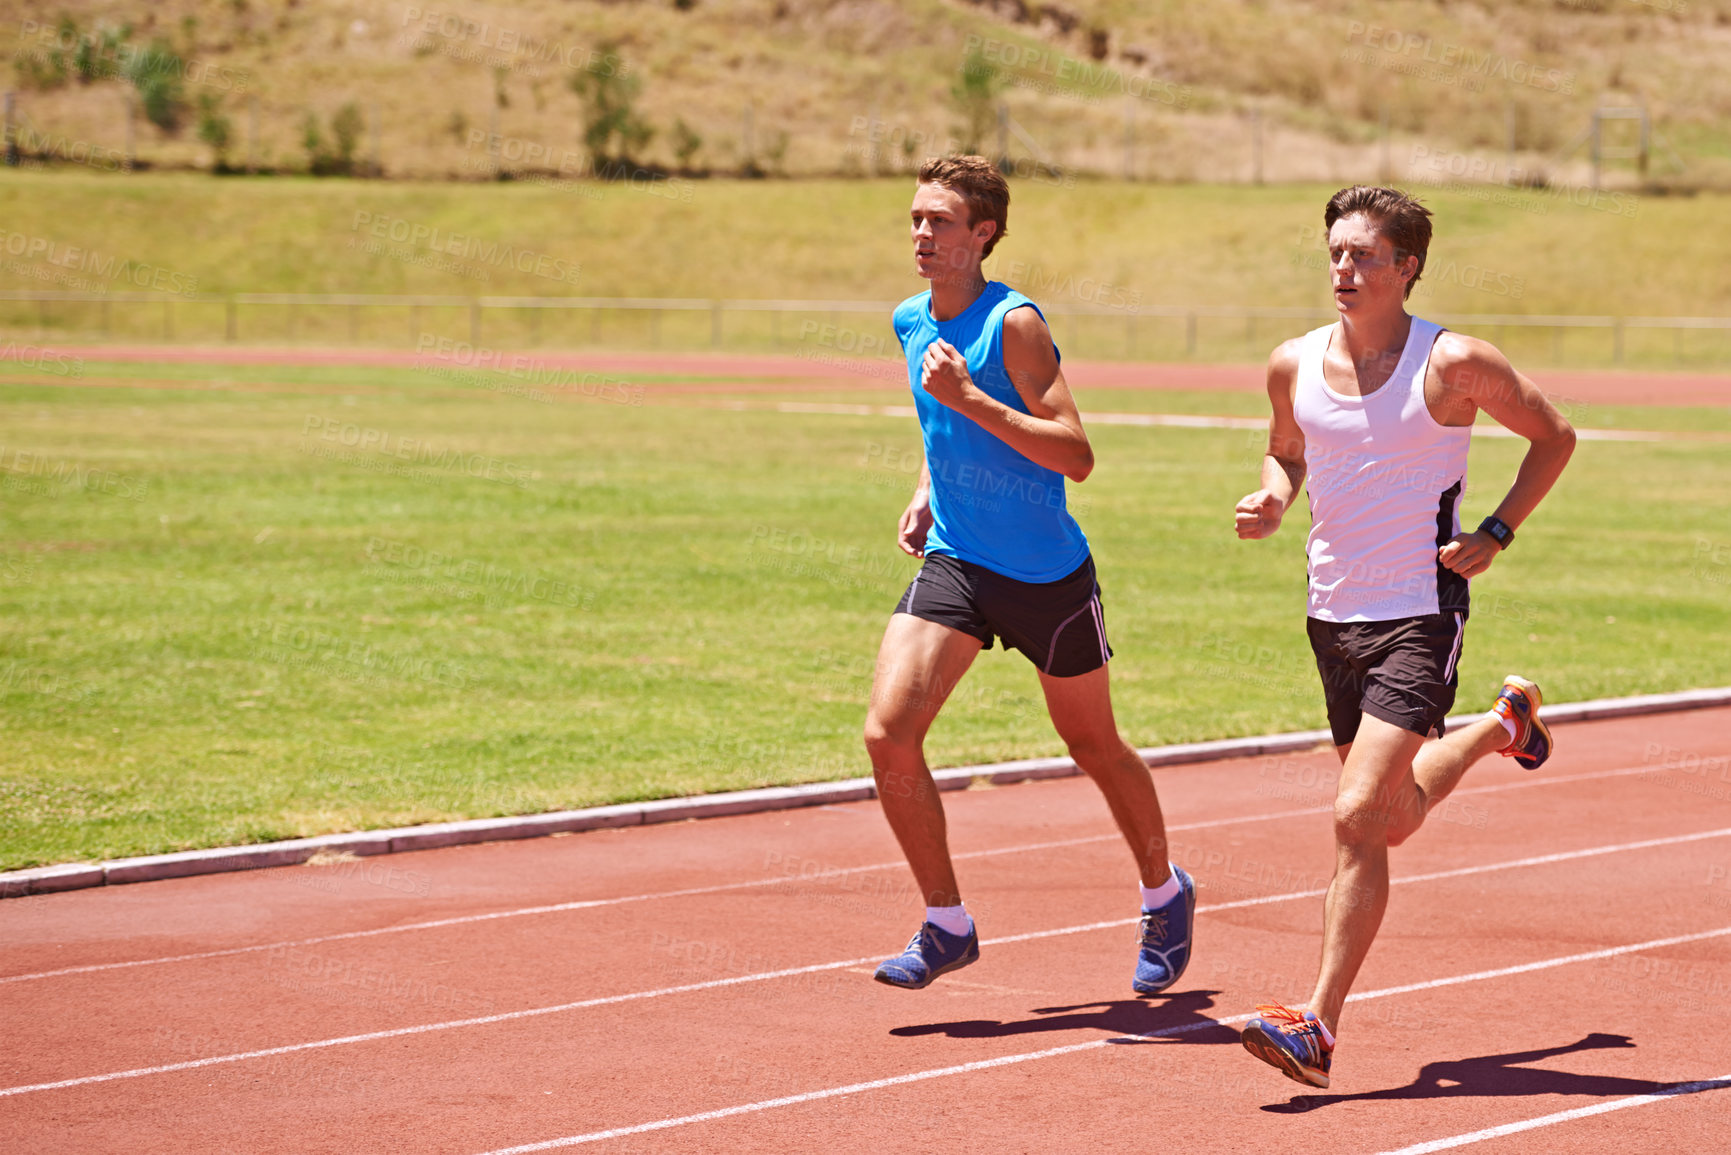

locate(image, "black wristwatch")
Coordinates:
1479 516 1515 550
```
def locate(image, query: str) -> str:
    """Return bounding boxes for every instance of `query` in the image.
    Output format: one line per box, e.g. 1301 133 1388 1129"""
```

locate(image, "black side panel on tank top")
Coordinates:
1434 480 1471 617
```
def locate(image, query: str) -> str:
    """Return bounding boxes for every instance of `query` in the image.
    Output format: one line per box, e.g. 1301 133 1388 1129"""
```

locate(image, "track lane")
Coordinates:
2 709 1727 1152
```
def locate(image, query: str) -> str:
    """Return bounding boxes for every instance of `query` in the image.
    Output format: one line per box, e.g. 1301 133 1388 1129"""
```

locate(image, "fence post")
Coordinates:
710 302 722 347
1590 109 1602 191
469 299 480 345
3 92 16 167
370 100 382 178
1378 103 1390 182
489 104 500 179
1123 97 1135 181
1185 312 1197 356
1613 317 1624 364
226 296 237 342
1250 108 1262 185
163 298 173 340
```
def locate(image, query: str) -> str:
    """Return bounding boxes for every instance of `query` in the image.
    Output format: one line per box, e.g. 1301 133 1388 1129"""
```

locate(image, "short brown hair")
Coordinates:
917 154 1010 258
1324 186 1433 299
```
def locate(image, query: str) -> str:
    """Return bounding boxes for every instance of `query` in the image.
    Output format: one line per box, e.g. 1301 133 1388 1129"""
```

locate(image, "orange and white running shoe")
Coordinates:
1491 674 1552 770
1241 1003 1334 1088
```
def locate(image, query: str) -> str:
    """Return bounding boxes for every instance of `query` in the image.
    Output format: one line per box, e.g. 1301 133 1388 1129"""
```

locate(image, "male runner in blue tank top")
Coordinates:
1233 186 1576 1087
867 155 1194 996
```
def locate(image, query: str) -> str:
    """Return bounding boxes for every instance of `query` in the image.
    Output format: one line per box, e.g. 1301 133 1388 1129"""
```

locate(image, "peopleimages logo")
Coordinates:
0 229 199 295
1344 21 1574 94
300 415 535 488
17 21 252 92
399 7 626 75
349 212 581 285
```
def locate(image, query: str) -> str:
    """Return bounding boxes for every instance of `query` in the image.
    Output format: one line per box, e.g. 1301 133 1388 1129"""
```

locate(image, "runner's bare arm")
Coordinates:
918 307 1094 482
1235 339 1306 540
1432 334 1576 578
897 460 934 557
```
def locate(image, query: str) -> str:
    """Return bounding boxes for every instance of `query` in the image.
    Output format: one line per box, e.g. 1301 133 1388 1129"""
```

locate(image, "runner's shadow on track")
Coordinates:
1262 1032 1659 1113
889 989 1241 1045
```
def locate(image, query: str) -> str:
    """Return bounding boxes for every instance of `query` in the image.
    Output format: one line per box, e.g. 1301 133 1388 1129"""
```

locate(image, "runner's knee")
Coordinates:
863 713 918 761
1334 791 1397 847
1059 728 1129 769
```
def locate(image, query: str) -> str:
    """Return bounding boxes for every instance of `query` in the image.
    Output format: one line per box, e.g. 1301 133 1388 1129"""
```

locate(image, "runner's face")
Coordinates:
1326 214 1416 312
910 183 994 284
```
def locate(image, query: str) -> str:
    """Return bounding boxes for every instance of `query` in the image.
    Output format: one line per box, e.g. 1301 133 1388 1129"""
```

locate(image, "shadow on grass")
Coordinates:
1262 1032 1679 1113
889 988 1241 1045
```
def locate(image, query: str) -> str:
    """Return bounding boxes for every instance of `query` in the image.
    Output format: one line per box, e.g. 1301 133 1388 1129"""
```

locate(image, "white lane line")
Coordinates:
4 826 1726 1101
470 925 1731 1152
0 758 1671 987
1377 1073 1731 1154
0 807 1324 987
489 1035 1159 1153
1451 761 1670 797
763 402 1682 441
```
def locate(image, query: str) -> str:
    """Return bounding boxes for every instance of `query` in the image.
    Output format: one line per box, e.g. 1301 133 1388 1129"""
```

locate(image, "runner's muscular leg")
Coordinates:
1309 713 1425 1033
1038 663 1172 888
864 613 984 908
1407 715 1511 829
1337 715 1518 848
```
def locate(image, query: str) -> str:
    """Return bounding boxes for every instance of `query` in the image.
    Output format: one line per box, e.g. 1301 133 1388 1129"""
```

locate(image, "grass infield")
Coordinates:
3 172 1731 369
2 357 1728 867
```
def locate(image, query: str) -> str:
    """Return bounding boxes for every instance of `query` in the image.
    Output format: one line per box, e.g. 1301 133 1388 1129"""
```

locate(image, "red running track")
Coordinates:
4 708 1731 1152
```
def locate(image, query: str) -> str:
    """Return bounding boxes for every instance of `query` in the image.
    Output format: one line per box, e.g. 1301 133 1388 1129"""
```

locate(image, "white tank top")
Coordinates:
1292 318 1471 623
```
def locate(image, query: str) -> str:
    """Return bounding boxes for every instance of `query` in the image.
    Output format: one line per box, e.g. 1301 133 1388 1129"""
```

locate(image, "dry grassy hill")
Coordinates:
3 0 1728 189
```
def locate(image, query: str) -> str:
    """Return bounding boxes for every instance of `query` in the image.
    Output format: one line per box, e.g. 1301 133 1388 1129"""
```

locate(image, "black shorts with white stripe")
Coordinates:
1306 611 1466 747
895 553 1112 678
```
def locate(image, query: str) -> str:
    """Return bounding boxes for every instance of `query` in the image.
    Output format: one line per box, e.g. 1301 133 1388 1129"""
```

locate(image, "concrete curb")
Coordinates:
5 686 1727 900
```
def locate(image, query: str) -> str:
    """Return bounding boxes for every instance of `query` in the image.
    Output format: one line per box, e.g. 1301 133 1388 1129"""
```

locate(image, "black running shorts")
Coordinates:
1307 612 1466 747
895 553 1112 678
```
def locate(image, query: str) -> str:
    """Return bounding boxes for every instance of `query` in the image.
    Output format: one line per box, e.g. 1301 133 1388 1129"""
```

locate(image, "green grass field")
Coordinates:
3 356 1728 869
4 171 1731 368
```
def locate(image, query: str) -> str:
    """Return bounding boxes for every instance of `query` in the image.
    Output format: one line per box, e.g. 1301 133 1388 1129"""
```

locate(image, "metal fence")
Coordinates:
3 290 1730 368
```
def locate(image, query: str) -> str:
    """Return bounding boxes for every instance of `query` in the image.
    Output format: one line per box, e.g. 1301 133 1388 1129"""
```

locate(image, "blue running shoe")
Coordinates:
1491 674 1552 770
873 921 979 990
1241 1003 1334 1088
1132 863 1195 995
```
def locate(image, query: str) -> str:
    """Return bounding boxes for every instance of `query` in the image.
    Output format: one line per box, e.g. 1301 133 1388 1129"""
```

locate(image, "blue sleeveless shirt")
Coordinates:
892 281 1090 583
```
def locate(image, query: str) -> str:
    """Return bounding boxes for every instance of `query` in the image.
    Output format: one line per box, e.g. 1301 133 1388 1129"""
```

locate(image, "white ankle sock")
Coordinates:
1313 1016 1336 1047
1140 868 1182 910
925 904 972 937
1489 709 1517 743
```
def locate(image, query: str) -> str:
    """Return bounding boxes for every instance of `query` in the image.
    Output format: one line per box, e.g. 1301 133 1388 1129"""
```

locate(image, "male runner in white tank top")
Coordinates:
1232 186 1576 1089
